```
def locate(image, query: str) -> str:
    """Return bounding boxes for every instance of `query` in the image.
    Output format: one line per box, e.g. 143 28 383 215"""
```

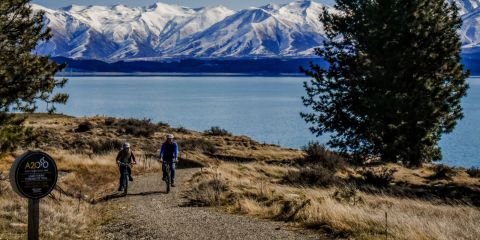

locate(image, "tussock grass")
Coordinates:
179 138 218 154
9 114 480 239
358 167 397 188
283 165 340 187
466 167 480 178
429 164 456 180
204 126 232 136
188 162 480 239
0 148 161 239
0 175 102 239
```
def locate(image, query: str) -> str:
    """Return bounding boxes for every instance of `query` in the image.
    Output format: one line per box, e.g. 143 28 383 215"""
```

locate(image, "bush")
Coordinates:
359 167 397 187
115 118 158 137
302 141 346 171
332 183 362 205
0 172 7 195
179 138 217 154
205 126 232 136
189 178 229 206
0 113 31 154
89 139 123 155
467 167 480 178
75 121 93 132
104 117 116 126
283 165 340 187
175 126 190 134
429 164 455 180
157 121 170 128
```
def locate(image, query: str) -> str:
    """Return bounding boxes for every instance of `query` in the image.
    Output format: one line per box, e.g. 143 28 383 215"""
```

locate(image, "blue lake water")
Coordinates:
53 76 480 168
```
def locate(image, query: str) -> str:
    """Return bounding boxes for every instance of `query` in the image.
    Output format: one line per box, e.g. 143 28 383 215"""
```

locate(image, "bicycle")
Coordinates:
162 160 172 193
118 162 131 195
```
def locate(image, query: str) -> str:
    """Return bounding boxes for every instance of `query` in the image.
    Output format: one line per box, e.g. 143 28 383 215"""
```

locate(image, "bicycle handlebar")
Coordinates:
117 162 132 166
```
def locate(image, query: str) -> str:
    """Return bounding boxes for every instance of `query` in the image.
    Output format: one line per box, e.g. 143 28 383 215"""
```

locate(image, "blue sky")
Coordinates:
32 0 335 10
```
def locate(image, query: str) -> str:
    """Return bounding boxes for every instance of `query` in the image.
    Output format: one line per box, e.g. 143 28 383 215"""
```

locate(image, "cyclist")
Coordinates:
116 142 137 191
160 134 179 187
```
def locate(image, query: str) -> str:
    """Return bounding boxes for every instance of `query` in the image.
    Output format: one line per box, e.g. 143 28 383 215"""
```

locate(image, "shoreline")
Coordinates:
56 72 480 78
21 113 480 169
56 72 307 77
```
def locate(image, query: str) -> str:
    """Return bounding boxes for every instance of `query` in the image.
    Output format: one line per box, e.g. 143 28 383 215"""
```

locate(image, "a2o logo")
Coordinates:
25 157 49 169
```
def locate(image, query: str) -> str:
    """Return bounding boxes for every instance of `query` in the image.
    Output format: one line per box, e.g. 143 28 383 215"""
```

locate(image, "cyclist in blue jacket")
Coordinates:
160 134 179 187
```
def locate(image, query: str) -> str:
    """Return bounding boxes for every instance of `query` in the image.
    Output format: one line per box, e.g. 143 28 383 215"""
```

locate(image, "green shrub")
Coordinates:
175 126 190 134
179 138 217 154
359 167 397 187
157 121 170 128
104 117 116 126
75 121 93 132
302 141 346 171
205 126 232 136
429 164 455 180
467 167 480 178
283 165 340 187
332 183 362 205
189 178 229 206
115 118 158 137
0 113 31 154
89 139 123 155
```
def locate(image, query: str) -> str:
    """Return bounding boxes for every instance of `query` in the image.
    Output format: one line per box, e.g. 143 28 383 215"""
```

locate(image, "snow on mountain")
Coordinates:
167 0 330 58
32 0 480 61
456 0 480 50
156 5 235 52
32 2 236 60
452 0 480 15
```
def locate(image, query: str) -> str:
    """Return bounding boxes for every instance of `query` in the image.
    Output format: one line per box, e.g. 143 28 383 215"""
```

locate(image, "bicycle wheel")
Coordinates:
165 163 171 194
123 167 129 195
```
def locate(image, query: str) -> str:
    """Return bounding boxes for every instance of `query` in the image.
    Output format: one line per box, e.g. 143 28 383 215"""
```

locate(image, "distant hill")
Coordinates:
52 57 480 75
52 57 328 75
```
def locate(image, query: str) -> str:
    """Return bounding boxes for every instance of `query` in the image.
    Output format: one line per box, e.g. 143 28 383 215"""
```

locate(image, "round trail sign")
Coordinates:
9 151 58 199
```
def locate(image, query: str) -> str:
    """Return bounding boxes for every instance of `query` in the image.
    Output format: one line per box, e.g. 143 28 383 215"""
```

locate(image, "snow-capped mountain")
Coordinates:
453 0 480 15
33 2 236 60
167 1 329 58
33 0 480 61
33 1 332 61
456 0 480 51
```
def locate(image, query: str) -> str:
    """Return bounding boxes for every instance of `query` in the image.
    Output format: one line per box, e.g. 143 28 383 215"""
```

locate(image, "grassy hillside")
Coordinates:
1 114 479 239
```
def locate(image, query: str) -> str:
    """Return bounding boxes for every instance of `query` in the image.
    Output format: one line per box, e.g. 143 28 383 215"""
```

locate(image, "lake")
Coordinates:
53 76 480 168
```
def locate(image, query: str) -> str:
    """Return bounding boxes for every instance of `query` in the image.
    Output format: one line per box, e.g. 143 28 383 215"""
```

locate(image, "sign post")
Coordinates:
10 151 58 240
28 199 40 240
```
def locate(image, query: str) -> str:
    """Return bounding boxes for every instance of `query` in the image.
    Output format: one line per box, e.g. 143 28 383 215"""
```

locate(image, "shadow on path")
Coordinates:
127 190 166 196
94 190 169 203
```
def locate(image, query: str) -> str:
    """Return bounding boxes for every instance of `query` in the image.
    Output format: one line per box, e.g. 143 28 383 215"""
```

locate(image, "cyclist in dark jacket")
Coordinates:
116 142 136 191
160 134 179 187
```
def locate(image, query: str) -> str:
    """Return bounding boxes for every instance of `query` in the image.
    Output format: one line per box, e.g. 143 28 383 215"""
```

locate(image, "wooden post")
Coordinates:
77 191 81 212
385 211 388 240
28 199 39 240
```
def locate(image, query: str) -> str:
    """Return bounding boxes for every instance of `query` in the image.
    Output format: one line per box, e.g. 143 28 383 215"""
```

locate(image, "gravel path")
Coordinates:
101 168 325 240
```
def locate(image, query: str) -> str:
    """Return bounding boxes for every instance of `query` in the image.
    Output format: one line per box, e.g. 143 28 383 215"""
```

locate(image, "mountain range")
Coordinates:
33 0 480 62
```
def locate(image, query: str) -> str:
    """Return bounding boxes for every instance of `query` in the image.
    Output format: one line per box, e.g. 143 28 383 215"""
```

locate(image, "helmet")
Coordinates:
123 142 130 149
166 134 174 139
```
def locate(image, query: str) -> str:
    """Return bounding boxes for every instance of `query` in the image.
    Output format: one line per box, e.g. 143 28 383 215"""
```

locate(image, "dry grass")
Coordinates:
0 171 103 239
3 114 299 239
0 147 161 239
5 114 480 239
187 162 480 240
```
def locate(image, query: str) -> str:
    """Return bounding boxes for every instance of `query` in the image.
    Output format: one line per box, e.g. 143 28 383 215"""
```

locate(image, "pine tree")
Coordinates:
301 0 469 166
0 0 68 153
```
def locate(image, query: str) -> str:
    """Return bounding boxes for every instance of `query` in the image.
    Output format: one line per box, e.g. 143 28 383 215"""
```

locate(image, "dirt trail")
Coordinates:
101 168 324 240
